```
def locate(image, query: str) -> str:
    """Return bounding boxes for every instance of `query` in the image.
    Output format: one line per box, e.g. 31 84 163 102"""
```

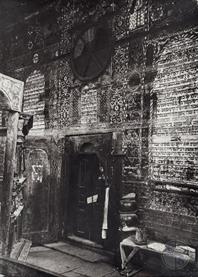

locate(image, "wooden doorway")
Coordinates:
64 133 120 251
74 153 105 244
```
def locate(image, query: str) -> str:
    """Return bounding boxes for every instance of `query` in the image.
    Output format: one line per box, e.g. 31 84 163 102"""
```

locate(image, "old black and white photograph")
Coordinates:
0 0 198 276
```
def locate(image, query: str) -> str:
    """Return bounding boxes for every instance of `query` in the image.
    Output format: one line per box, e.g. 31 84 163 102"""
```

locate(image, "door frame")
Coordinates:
62 132 122 251
73 152 104 243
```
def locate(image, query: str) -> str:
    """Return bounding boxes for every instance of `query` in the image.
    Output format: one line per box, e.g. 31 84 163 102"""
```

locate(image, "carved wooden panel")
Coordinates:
0 73 24 112
22 149 50 235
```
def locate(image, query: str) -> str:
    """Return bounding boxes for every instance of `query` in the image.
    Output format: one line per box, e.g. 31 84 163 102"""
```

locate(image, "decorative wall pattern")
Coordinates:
129 0 145 31
110 84 124 124
80 88 98 125
58 5 73 55
58 59 73 128
71 86 81 125
123 89 141 123
0 0 197 245
148 191 198 217
114 0 129 40
150 32 198 183
98 86 110 123
122 129 141 181
110 42 129 123
113 43 129 82
23 70 45 134
46 63 60 129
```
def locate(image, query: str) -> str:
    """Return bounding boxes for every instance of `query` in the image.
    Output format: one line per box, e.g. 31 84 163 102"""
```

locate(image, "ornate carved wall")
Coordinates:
0 0 197 244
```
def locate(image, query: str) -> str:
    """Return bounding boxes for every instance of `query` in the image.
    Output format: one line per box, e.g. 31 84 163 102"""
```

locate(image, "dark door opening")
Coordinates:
74 153 105 244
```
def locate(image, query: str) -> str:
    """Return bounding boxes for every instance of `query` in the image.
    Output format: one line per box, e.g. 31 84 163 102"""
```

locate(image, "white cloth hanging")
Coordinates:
102 187 110 239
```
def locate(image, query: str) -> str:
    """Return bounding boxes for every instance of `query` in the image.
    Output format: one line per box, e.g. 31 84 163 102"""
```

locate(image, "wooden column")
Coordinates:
195 247 198 268
1 111 19 256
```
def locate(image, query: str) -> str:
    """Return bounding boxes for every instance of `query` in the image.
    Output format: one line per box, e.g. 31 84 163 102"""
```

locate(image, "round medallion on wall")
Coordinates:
71 21 113 81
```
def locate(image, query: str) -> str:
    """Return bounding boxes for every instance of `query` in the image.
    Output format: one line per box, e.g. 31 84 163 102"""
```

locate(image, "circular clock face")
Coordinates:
71 22 113 81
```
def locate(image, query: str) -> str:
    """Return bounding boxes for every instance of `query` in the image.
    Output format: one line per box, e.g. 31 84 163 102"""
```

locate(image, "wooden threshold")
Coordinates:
67 235 103 249
66 235 114 260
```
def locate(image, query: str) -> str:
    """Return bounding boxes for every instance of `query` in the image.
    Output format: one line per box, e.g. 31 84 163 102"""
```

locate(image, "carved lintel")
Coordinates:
0 73 24 112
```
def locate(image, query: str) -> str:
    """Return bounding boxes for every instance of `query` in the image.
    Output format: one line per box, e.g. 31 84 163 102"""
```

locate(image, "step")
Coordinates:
10 239 32 261
42 240 112 264
66 235 114 261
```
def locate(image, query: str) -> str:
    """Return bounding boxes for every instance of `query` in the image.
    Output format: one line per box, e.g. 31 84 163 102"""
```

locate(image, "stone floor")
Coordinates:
26 241 121 277
26 241 155 277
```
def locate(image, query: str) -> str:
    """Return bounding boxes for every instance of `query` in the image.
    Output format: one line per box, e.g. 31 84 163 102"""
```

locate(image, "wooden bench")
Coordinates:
120 235 196 276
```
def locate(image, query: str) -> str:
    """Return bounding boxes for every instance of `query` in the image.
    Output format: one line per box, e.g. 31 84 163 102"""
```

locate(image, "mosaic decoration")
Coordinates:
150 32 198 183
129 0 145 31
80 88 98 125
98 86 110 123
71 86 81 125
72 0 114 25
109 42 130 124
149 0 164 24
58 59 73 128
110 84 124 124
122 129 141 180
113 43 129 82
113 0 130 40
46 64 60 129
58 0 115 56
57 5 73 55
123 90 141 123
147 191 198 217
23 70 45 134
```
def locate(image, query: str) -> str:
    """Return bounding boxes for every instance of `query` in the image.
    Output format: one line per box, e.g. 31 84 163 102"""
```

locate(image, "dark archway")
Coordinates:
80 142 95 153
